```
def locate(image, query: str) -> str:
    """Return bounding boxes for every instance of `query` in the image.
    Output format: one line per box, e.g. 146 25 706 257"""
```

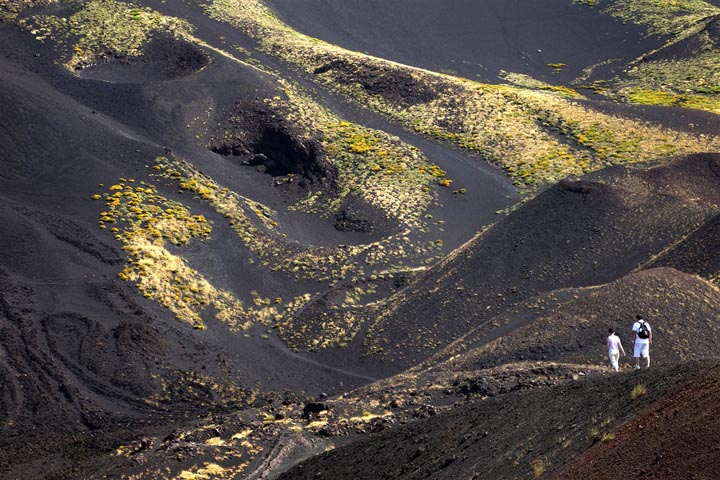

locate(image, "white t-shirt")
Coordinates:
632 321 651 344
607 334 622 354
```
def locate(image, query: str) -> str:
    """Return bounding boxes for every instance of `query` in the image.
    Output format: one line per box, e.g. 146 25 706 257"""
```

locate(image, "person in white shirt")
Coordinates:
631 314 653 369
606 328 626 372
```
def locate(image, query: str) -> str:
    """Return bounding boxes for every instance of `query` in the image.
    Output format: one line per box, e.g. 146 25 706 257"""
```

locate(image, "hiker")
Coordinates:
631 314 652 369
606 328 626 372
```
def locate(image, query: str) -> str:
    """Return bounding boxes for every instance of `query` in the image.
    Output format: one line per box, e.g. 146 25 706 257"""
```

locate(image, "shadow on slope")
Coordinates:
208 97 338 188
647 212 720 286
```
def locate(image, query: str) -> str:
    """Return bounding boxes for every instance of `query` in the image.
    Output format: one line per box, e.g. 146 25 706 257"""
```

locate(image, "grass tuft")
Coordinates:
631 383 647 399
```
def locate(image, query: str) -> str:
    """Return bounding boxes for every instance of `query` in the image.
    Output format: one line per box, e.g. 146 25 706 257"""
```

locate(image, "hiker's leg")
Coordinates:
633 343 642 369
640 344 650 368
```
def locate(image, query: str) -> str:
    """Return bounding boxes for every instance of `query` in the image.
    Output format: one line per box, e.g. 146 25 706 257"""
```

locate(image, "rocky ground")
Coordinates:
1 0 719 478
279 361 720 480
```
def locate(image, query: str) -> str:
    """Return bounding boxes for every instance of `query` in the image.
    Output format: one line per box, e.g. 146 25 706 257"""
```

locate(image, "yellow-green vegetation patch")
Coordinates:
499 71 583 98
605 0 720 35
153 155 363 283
608 8 720 113
18 0 192 69
349 410 393 423
124 418 267 479
95 170 321 331
265 81 443 228
145 156 444 349
176 456 254 479
622 58 719 111
625 50 720 95
520 88 715 159
208 0 720 189
168 420 265 479
631 383 647 399
546 62 567 74
621 87 720 113
95 178 248 329
532 458 547 478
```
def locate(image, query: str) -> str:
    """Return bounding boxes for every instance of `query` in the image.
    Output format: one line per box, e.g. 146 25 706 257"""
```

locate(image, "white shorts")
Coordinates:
634 342 649 358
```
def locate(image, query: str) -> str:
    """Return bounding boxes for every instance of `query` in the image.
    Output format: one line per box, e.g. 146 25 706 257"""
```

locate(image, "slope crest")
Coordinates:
427 267 720 373
647 212 720 285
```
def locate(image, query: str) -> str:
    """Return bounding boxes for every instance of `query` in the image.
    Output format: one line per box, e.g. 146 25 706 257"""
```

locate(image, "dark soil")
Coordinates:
649 213 720 283
313 58 440 107
553 363 720 480
332 194 394 233
77 32 211 83
1 0 719 479
268 0 662 84
208 97 338 187
279 362 720 480
363 154 720 366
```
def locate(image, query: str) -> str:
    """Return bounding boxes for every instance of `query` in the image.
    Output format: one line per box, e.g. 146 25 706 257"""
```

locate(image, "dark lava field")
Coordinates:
1 0 719 479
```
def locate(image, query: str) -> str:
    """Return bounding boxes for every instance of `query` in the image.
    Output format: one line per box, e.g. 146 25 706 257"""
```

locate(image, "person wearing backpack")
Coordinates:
631 314 652 369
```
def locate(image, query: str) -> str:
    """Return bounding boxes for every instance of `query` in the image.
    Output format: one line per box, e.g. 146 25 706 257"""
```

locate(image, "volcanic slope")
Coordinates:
0 23 388 382
646 212 720 286
0 0 524 475
0 42 387 480
0 5 491 479
357 153 720 366
50 265 720 480
1 0 720 478
279 361 720 480
285 267 720 441
266 0 660 84
0 0 516 381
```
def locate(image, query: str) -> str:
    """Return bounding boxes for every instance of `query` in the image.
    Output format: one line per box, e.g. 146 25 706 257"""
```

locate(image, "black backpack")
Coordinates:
637 320 650 339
